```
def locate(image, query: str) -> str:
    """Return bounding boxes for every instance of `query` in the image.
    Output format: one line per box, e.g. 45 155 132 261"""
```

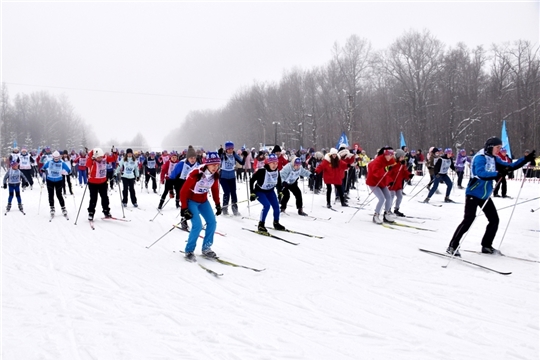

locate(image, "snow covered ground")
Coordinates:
2 172 539 360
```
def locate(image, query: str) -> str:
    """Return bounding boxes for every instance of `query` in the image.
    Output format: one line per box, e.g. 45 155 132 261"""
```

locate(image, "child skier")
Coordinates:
279 157 313 215
249 153 286 233
3 161 29 213
180 151 222 262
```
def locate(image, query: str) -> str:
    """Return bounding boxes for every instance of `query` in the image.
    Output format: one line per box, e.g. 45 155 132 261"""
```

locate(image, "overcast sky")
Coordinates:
2 1 539 149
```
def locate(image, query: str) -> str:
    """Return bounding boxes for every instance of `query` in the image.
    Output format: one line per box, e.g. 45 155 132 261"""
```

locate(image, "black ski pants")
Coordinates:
121 177 137 205
280 181 303 211
88 182 110 216
46 179 65 208
449 196 499 249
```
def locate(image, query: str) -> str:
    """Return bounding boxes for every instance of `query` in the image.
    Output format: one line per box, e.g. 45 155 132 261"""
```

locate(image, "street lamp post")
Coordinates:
272 121 280 146
258 118 266 145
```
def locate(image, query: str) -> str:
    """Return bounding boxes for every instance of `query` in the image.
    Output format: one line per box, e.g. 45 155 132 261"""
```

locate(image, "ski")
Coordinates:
462 250 540 263
89 220 95 230
528 229 540 233
49 214 54 222
20 210 26 215
418 201 442 207
176 251 223 277
323 206 343 213
204 256 265 272
172 224 204 239
394 217 424 224
307 215 331 221
419 248 512 275
242 228 299 245
389 221 436 232
102 217 131 222
380 222 419 234
270 227 324 239
405 215 440 221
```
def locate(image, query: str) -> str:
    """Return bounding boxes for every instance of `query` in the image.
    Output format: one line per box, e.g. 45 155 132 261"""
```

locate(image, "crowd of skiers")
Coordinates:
2 138 538 260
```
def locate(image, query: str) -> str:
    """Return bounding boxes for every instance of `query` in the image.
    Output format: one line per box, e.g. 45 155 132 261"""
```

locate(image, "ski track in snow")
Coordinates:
2 174 539 359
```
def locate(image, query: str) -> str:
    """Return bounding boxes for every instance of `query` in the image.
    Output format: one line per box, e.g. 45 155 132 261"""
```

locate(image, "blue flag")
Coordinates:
400 132 406 148
335 132 349 149
13 140 17 149
501 120 512 158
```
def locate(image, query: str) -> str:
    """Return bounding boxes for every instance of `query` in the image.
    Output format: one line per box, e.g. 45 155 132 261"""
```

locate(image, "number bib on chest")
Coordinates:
260 170 278 190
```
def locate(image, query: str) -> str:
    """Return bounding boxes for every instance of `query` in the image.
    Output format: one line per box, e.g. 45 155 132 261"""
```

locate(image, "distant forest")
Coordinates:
2 29 539 156
163 30 539 155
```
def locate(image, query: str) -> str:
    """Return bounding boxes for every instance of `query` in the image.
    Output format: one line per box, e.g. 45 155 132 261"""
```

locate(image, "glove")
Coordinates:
181 208 193 220
400 160 406 165
3 184 6 189
525 150 536 163
136 177 140 182
497 166 510 178
282 182 289 190
250 193 257 202
278 192 283 202
215 204 222 216
217 147 224 156
408 173 414 179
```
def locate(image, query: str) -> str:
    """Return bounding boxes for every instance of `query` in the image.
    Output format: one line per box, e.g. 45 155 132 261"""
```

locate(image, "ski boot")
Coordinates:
157 199 164 210
273 221 286 231
372 213 383 224
6 203 11 212
50 207 55 216
202 248 218 259
61 206 68 216
180 218 189 231
298 209 308 216
257 221 268 233
103 210 112 219
184 252 196 262
422 197 430 203
481 246 500 255
88 213 94 221
444 197 455 203
383 211 395 223
446 246 461 257
394 208 405 217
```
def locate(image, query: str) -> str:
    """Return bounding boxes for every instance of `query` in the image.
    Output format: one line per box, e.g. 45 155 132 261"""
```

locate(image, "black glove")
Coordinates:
388 182 394 187
525 150 536 163
136 177 140 182
3 184 6 189
400 160 406 165
217 147 224 156
181 208 193 220
497 166 510 178
408 173 414 179
215 204 222 216
250 193 257 202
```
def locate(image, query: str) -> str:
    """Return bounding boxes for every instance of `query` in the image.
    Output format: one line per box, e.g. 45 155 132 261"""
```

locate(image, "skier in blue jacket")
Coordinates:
217 141 244 216
42 150 72 217
447 137 535 256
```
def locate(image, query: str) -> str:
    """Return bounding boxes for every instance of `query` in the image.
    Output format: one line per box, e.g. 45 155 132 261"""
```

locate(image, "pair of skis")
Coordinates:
177 250 265 277
89 216 131 230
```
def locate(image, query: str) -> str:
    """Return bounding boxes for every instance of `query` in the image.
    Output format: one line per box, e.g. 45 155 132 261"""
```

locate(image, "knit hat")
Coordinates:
272 145 282 153
52 150 61 158
294 158 302 165
484 137 502 154
267 154 278 163
383 149 395 156
126 148 133 155
329 148 338 155
444 148 453 154
205 152 221 164
225 141 234 150
410 149 417 155
187 145 197 158
395 149 406 158
338 149 350 158
10 160 18 167
431 147 440 154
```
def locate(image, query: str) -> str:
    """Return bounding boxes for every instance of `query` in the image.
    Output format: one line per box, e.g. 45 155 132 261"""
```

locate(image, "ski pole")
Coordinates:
443 177 503 268
115 177 125 218
74 183 88 225
497 174 527 251
37 174 44 215
477 196 540 215
532 206 540 213
150 198 170 222
407 169 427 198
407 178 435 202
245 176 251 217
146 222 179 248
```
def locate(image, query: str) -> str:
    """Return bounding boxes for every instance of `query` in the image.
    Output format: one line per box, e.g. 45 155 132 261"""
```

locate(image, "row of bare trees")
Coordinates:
164 30 539 156
0 84 98 155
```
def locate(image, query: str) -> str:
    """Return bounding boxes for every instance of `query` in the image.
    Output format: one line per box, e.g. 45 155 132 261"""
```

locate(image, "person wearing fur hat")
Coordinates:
422 148 456 204
387 149 413 217
41 150 72 217
279 157 313 215
315 148 355 208
271 145 289 171
116 148 140 207
217 141 245 216
143 152 158 193
3 160 29 213
169 145 200 229
249 153 286 232
447 137 535 256
366 148 398 224
180 151 222 262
